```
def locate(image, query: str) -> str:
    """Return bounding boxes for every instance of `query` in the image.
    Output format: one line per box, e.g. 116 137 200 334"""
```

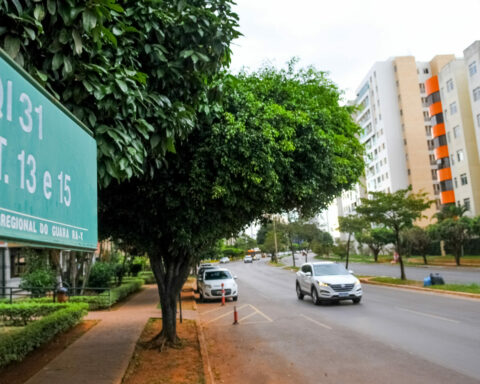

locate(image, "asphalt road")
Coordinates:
280 252 480 284
199 260 480 383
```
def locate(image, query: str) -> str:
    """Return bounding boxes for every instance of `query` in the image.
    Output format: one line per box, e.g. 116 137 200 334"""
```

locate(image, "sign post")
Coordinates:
0 50 97 251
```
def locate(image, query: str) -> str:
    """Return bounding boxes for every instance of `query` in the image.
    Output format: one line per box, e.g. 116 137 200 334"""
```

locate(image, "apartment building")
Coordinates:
464 41 480 162
434 54 480 215
347 56 453 225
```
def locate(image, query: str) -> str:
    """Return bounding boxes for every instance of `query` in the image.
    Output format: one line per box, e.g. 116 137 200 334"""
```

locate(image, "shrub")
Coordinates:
0 303 88 367
88 262 114 288
19 267 56 297
0 303 60 326
130 263 143 277
138 271 156 284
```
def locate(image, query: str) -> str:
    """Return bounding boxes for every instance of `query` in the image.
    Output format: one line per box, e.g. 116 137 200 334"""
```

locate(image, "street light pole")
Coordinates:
273 216 278 262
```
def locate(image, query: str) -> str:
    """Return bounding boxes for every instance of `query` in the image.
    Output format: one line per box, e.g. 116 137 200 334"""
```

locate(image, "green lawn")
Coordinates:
368 276 480 294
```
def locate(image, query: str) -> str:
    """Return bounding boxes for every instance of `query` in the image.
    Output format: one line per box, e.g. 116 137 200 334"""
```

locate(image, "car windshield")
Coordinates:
204 270 232 280
313 264 349 276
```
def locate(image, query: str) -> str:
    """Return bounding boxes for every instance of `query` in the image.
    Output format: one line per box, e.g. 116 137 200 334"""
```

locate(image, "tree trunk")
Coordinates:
290 247 296 267
81 253 94 295
373 249 379 262
345 234 351 269
396 233 406 280
422 253 428 265
455 248 461 266
149 251 191 346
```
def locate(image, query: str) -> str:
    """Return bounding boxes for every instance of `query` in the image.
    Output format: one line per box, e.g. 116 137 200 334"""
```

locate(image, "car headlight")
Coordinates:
354 280 361 288
318 281 329 287
205 284 212 289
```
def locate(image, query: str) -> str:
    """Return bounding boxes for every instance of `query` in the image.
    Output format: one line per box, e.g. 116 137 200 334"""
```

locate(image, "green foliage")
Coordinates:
401 226 431 263
233 234 257 251
138 271 156 284
19 267 56 297
0 303 87 367
0 0 240 187
87 262 113 288
355 187 433 279
221 247 243 258
0 302 60 326
356 227 395 262
129 263 142 277
99 60 364 341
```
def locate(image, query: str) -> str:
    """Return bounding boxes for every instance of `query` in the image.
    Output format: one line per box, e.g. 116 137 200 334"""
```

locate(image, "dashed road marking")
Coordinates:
396 307 460 324
299 314 332 330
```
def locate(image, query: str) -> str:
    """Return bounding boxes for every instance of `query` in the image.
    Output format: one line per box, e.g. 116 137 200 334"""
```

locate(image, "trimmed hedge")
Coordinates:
0 302 88 367
16 279 145 310
138 271 156 284
0 303 60 326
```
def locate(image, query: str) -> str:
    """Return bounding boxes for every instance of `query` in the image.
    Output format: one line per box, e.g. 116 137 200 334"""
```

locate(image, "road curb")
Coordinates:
196 319 215 384
360 278 480 300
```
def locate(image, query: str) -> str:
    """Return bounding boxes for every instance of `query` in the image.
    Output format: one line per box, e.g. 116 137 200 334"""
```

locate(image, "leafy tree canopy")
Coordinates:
0 0 240 187
99 62 364 342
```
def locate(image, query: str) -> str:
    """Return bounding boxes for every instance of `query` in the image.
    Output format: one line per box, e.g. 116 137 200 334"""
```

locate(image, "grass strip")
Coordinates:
369 277 480 294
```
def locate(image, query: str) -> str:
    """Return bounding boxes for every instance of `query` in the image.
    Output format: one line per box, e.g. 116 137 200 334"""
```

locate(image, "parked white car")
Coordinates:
198 268 238 302
243 255 253 263
219 257 230 264
296 262 362 304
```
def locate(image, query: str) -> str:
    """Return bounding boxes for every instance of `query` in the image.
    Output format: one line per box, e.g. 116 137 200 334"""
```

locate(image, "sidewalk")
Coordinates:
25 284 197 384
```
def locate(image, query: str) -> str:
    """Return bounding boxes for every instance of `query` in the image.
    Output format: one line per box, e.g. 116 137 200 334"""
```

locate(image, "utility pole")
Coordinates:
273 216 278 262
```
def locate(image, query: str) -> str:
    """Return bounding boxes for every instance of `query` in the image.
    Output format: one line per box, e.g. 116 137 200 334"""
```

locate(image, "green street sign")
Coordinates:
0 50 97 251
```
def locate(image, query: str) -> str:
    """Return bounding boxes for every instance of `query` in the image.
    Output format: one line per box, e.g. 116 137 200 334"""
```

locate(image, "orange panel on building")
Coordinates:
438 167 452 182
425 76 439 96
441 190 455 205
429 102 443 117
434 145 449 160
432 123 446 138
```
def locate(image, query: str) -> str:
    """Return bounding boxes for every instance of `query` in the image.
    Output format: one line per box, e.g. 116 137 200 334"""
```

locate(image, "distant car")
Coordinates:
197 268 238 301
296 262 362 305
243 255 253 263
253 254 261 261
219 257 230 264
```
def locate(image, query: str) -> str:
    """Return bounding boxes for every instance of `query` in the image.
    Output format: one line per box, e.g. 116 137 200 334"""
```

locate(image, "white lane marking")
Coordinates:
202 303 248 315
396 307 460 324
299 314 332 330
249 304 273 322
238 311 257 322
206 310 234 324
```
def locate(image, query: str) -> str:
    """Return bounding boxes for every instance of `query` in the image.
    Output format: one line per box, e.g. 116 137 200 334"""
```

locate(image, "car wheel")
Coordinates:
352 297 362 304
296 283 304 300
311 287 320 305
233 296 238 302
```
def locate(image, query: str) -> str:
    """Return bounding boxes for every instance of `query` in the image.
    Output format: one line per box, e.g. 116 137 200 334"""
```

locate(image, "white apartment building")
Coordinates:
437 59 480 216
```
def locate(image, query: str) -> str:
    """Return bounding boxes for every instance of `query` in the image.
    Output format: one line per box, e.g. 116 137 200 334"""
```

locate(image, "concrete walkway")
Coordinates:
25 285 196 384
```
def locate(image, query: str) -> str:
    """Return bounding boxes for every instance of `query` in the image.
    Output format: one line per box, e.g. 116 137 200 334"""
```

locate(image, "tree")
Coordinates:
356 227 394 262
311 231 334 258
99 62 364 345
0 0 240 187
402 226 431 264
429 206 473 266
337 215 365 268
356 187 432 279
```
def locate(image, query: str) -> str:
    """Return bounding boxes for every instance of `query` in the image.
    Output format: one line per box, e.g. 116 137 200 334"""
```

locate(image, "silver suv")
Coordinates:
296 262 362 304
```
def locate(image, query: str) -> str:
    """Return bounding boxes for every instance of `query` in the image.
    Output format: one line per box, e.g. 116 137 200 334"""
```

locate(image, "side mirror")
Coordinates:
305 272 312 277
234 276 238 280
349 270 354 274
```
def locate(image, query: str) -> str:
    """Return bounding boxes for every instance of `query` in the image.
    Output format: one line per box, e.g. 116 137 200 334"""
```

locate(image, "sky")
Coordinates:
230 0 480 101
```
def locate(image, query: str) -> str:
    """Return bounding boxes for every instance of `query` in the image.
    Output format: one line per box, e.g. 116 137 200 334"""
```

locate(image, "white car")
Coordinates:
219 257 230 264
296 262 362 304
243 255 253 263
198 268 238 301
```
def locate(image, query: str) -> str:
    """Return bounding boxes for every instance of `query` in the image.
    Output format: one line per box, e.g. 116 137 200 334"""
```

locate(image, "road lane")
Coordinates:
280 252 480 284
200 259 480 383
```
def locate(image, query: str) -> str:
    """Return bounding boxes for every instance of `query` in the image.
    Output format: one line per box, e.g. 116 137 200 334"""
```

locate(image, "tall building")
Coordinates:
350 56 454 225
464 41 480 163
434 53 480 215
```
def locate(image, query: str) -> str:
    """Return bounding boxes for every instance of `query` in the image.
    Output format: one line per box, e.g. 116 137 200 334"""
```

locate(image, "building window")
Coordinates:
425 126 432 136
453 125 461 139
423 68 429 74
10 249 26 278
473 87 480 101
464 198 471 211
457 149 464 162
451 154 455 165
450 102 457 114
431 169 437 180
454 177 458 188
447 131 451 143
419 83 425 93
446 79 454 92
423 111 430 121
469 61 477 77
460 173 468 185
